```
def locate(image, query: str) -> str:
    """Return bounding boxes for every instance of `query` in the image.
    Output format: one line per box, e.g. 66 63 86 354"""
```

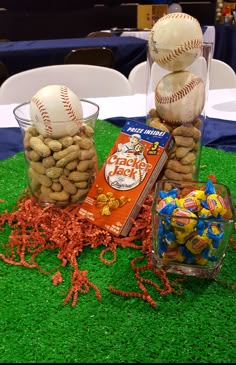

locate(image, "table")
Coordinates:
0 90 236 364
0 36 147 78
0 89 236 160
214 24 236 74
107 24 236 73
106 26 216 56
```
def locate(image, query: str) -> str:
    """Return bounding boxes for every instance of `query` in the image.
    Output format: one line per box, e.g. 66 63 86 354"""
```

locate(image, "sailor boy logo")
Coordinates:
105 133 152 190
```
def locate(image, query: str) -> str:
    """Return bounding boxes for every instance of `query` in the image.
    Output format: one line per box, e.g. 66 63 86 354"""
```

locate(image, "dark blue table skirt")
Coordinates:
0 36 147 78
214 25 236 73
0 116 235 161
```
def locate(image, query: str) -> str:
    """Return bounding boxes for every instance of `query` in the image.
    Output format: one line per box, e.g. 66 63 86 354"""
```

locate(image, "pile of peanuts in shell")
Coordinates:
147 110 202 190
23 124 97 207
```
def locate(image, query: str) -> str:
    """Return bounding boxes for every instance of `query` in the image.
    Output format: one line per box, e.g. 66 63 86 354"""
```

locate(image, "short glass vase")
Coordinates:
13 99 99 208
151 179 235 279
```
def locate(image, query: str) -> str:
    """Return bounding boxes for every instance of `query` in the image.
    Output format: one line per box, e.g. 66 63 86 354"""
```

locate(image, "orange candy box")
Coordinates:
79 120 174 236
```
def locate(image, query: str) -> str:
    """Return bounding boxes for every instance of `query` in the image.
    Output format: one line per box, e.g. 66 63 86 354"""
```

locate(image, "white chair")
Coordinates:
128 61 147 94
0 64 133 104
128 58 236 94
209 59 236 90
128 61 168 94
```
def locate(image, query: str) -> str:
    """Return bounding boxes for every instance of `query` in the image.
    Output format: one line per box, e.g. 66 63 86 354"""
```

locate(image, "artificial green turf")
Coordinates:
0 119 236 363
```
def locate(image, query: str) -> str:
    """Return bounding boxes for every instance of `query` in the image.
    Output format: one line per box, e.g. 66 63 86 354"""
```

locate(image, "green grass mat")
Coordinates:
0 120 236 363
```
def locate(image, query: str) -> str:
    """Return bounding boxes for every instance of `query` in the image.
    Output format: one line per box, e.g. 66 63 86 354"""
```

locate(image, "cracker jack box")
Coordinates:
137 4 168 29
79 120 174 237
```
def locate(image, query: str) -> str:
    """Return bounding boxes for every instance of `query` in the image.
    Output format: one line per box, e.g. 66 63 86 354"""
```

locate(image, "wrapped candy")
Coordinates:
177 196 201 212
171 208 197 231
153 179 234 270
206 193 227 217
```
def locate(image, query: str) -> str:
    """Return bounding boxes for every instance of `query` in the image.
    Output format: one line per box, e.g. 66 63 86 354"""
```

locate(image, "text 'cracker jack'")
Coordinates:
79 120 175 236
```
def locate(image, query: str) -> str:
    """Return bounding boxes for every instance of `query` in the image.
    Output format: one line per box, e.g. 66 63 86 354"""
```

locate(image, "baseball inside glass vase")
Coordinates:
146 42 212 186
146 12 212 185
13 98 100 208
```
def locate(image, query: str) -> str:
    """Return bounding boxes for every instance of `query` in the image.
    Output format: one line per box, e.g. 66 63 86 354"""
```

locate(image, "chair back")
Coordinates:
86 31 115 38
128 61 147 94
128 58 236 94
0 60 9 86
128 61 168 94
0 64 133 104
64 47 114 68
209 59 236 89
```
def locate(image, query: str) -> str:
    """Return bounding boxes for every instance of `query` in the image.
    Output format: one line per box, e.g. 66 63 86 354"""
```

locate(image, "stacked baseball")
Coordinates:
148 12 205 189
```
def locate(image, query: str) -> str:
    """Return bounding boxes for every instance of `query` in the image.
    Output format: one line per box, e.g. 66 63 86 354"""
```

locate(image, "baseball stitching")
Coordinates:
156 39 202 67
60 85 79 121
31 96 53 136
157 13 199 24
155 77 203 104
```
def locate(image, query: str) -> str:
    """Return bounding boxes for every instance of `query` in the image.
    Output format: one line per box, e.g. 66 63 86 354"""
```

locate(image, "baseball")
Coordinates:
30 85 83 138
148 13 203 72
155 71 205 124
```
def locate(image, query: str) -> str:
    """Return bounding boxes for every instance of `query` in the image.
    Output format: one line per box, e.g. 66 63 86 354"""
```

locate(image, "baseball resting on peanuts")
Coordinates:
148 13 203 72
155 71 205 124
30 84 83 138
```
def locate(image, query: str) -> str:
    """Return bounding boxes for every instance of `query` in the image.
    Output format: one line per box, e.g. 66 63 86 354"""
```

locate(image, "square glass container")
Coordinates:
151 179 235 278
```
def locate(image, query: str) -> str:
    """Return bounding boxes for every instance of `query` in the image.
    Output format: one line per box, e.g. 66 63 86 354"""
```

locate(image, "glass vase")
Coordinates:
13 99 99 208
146 42 212 183
151 179 235 279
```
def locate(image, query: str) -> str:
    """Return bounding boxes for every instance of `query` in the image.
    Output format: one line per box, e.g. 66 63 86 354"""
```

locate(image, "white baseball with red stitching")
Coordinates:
148 13 203 72
30 85 83 138
155 71 205 124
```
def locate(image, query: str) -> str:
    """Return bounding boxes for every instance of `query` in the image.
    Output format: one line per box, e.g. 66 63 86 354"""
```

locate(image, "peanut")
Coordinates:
42 156 56 168
164 168 193 181
63 168 70 177
68 171 90 182
56 150 80 168
166 159 194 174
74 181 88 189
48 190 70 201
77 160 94 172
51 182 62 192
46 167 63 179
83 125 94 137
174 136 195 148
28 150 41 162
71 188 89 203
180 152 196 165
29 137 51 157
59 176 77 195
47 140 62 152
40 186 53 196
28 167 52 187
30 161 46 175
65 160 78 170
148 118 170 132
77 138 93 150
53 145 79 160
59 136 74 148
175 146 192 159
79 148 95 161
172 124 201 140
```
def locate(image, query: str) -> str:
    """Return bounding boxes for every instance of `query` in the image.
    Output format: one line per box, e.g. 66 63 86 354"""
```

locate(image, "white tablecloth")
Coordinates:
0 89 235 129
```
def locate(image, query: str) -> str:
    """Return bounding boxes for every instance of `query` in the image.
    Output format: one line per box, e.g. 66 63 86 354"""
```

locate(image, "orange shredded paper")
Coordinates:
0 188 186 307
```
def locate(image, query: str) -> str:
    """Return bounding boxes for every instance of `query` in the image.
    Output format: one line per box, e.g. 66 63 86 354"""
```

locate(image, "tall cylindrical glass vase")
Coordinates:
146 42 212 190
